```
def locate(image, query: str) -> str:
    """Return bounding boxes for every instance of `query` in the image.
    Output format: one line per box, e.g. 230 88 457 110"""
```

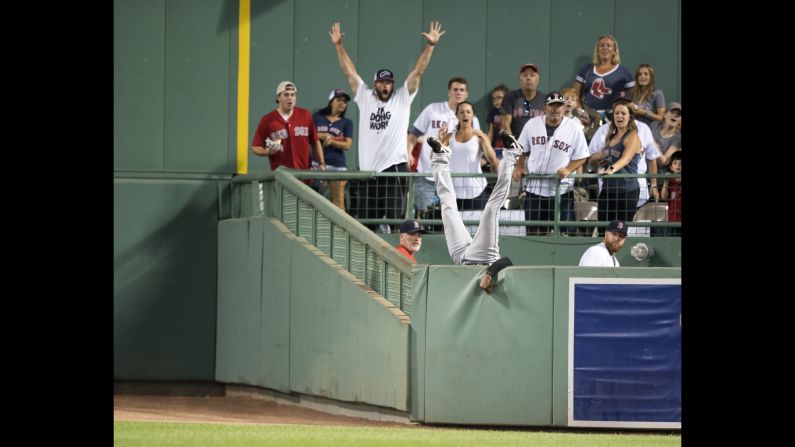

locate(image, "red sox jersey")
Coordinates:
516 115 589 196
253 107 318 171
575 63 635 112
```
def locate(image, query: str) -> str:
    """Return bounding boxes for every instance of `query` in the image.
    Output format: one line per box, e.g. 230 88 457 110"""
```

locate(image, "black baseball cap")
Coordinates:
545 91 565 105
399 219 427 234
328 88 351 101
374 69 395 82
606 220 628 236
612 91 632 107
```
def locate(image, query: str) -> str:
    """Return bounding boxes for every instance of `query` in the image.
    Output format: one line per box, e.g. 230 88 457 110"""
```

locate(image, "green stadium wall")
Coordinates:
216 217 410 409
212 216 681 424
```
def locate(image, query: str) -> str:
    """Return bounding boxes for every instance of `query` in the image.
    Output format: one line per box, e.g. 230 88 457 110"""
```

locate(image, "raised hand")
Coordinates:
438 126 452 146
329 22 344 45
421 21 445 45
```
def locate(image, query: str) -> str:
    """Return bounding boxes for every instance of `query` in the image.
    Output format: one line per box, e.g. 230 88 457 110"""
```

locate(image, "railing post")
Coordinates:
405 175 415 219
252 180 261 216
552 180 562 235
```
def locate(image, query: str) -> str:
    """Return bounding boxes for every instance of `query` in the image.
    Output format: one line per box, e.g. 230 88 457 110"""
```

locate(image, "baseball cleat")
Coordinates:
427 137 451 154
497 129 522 150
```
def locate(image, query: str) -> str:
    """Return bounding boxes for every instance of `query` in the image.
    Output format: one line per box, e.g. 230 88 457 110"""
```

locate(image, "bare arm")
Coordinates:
438 127 452 146
557 158 587 179
252 138 283 157
634 104 664 122
325 135 352 150
314 140 326 169
663 145 681 164
475 129 500 172
406 133 420 170
330 23 364 95
500 114 512 133
647 158 659 201
588 146 607 168
606 133 641 173
651 106 666 122
405 21 445 95
572 82 583 103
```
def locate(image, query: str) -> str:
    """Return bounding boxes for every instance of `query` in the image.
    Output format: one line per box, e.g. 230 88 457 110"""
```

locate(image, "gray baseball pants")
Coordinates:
432 148 519 265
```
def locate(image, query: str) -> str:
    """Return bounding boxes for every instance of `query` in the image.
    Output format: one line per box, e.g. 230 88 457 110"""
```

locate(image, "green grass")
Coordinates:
114 421 680 447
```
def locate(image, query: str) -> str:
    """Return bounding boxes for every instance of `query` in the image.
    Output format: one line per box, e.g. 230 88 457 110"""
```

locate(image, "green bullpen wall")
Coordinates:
410 265 680 425
114 178 227 380
379 234 681 268
114 0 236 382
216 217 410 410
114 0 680 382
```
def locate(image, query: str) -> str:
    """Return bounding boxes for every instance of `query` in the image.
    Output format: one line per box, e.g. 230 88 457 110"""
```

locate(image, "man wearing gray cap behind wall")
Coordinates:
329 21 445 232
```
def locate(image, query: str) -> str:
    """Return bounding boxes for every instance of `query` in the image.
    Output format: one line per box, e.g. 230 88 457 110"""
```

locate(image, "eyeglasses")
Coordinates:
492 95 504 100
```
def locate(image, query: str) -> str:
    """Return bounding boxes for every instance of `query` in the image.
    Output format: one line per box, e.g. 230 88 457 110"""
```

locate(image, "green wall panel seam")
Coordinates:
162 0 167 172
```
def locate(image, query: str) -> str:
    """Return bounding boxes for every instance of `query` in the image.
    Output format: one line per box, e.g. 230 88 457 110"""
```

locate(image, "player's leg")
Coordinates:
428 138 471 265
463 138 522 264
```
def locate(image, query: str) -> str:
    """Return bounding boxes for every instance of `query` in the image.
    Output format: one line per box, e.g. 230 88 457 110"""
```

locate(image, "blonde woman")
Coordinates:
572 35 635 117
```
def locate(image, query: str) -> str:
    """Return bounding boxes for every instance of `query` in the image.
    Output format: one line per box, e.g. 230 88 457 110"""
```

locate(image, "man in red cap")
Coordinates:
499 64 546 136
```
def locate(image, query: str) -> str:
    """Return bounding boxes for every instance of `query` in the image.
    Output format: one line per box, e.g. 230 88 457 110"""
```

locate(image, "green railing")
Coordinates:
232 168 415 315
233 170 680 234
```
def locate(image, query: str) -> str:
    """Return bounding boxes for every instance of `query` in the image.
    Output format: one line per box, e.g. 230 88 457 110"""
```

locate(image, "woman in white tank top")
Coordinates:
441 101 500 207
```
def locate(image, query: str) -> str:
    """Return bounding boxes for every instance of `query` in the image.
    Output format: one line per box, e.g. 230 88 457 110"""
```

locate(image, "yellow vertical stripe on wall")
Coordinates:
236 0 251 174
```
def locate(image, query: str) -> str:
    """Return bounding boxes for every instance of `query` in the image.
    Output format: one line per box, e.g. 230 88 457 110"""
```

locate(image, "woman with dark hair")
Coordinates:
587 101 641 232
313 89 354 211
441 101 500 211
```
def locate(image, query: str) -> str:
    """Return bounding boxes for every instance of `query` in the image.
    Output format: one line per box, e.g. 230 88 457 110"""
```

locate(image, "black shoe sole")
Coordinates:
497 129 520 148
427 137 445 153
